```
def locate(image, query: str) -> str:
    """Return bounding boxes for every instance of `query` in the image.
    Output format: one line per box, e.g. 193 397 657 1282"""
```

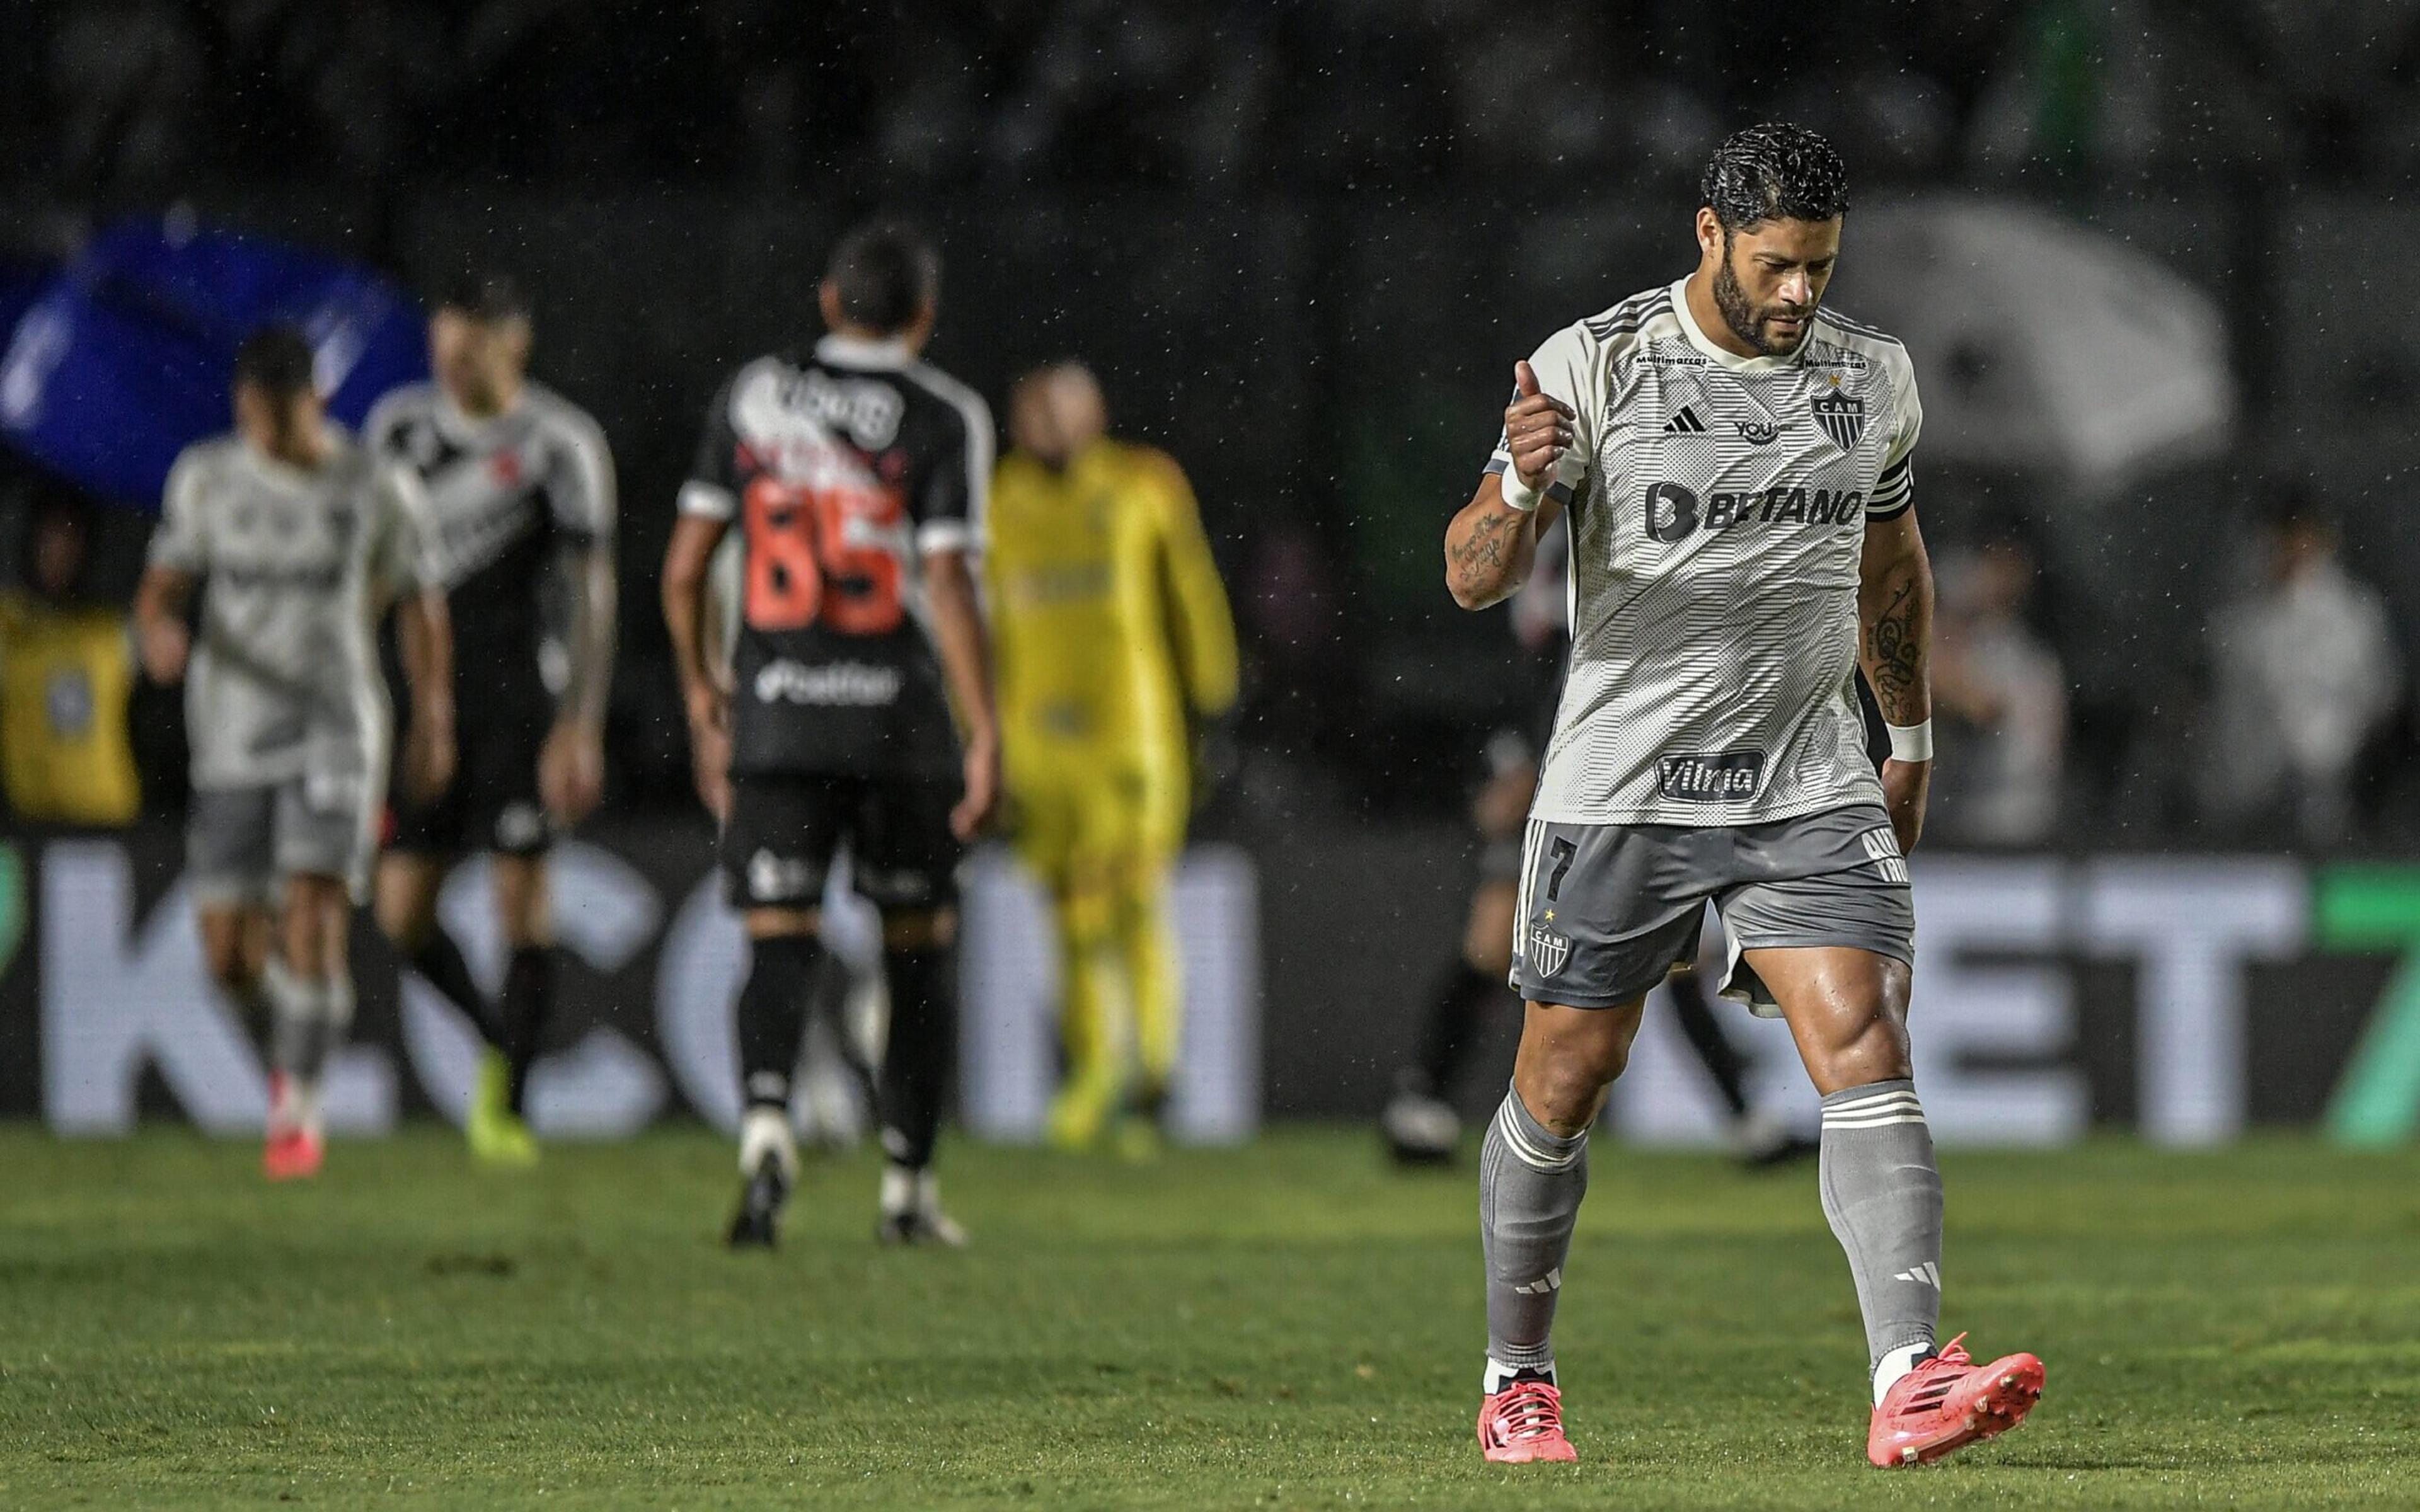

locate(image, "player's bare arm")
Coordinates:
541 543 615 825
660 512 733 822
1446 362 1569 610
924 546 1000 841
395 585 457 806
1858 508 1935 854
133 564 195 684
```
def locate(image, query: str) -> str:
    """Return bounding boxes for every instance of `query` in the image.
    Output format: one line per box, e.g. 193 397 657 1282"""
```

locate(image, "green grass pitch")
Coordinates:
3 1129 2417 1509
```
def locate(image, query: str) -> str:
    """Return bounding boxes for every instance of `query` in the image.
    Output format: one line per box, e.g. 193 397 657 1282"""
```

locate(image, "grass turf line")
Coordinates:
0 1130 2416 1509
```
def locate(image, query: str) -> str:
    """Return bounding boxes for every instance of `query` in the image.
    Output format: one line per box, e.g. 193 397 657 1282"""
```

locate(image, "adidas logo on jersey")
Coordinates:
1661 405 1708 434
1891 1262 1940 1289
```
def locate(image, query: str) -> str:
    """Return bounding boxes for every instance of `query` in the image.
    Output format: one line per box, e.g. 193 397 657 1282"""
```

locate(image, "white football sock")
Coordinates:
879 1163 916 1216
1484 1356 1555 1395
738 1106 797 1180
1873 1340 1933 1406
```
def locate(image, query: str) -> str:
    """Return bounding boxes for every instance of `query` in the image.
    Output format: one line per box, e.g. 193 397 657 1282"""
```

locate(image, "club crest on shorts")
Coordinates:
1527 923 1572 978
1811 389 1865 451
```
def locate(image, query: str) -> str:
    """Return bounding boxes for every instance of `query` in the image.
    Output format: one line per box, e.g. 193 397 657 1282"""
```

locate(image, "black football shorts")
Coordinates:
389 709 553 859
720 773 963 913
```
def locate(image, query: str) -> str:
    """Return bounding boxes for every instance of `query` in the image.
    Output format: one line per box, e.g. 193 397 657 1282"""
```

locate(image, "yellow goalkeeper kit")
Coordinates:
986 437 1237 1148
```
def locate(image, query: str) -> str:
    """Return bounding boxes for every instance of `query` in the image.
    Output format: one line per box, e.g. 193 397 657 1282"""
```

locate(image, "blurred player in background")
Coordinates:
703 532 889 1150
364 274 617 1168
989 362 1238 1153
662 221 998 1248
0 495 142 825
1443 125 2042 1468
135 326 452 1180
1383 518 1811 1167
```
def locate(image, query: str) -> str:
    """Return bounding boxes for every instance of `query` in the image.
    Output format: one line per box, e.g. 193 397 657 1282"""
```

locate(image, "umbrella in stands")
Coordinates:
0 215 425 510
1832 199 2237 496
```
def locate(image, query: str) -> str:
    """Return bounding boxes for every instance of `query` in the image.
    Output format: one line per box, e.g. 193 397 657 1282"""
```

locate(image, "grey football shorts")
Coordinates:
188 777 380 909
1509 802 1913 1017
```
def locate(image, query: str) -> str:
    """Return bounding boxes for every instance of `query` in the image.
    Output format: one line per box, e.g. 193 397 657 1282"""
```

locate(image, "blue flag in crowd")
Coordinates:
0 216 427 511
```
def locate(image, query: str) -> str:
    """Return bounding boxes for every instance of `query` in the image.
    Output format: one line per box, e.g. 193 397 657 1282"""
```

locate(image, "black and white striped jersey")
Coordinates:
677 333 993 782
362 380 614 697
1484 280 1922 828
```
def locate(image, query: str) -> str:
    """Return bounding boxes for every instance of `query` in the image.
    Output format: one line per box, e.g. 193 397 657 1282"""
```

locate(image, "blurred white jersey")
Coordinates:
150 433 434 797
1485 280 1922 827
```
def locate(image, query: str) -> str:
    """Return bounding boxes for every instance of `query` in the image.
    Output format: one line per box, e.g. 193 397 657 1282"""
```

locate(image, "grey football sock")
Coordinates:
1818 1079 1944 1382
1479 1085 1590 1385
267 965 349 1089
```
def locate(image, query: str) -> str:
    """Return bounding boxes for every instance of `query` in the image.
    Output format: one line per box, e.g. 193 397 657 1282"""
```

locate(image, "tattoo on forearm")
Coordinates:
1448 505 1521 588
1862 575 1928 723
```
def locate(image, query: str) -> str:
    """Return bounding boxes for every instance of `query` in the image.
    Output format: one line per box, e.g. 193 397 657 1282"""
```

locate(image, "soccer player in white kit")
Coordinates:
1443 125 2044 1468
135 326 454 1180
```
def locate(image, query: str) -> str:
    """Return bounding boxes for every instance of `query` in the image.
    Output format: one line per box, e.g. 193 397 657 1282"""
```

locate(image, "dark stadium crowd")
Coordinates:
8 1 2420 197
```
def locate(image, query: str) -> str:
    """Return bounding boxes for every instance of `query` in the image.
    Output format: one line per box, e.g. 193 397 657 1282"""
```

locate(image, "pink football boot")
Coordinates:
1478 1378 1577 1464
1868 1333 2044 1467
262 1073 324 1181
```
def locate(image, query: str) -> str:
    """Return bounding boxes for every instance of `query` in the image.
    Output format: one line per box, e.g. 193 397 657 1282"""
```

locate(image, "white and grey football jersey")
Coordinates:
1485 279 1922 827
150 433 435 798
362 381 613 694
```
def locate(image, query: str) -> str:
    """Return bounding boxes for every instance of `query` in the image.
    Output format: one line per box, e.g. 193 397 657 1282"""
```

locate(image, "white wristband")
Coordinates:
1498 469 1543 513
1886 719 1934 763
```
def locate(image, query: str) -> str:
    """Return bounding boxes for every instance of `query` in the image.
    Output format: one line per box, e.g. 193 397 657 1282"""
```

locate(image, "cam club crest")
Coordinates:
1528 923 1571 978
1811 389 1865 452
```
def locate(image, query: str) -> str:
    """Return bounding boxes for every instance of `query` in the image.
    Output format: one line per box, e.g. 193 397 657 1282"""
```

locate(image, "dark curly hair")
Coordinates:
1700 123 1850 232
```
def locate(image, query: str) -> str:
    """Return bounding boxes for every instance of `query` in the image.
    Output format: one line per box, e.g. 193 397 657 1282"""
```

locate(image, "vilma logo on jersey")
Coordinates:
1656 750 1766 803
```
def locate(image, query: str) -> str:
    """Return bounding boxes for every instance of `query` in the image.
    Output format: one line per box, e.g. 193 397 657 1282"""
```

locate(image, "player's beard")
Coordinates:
1712 243 1811 358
